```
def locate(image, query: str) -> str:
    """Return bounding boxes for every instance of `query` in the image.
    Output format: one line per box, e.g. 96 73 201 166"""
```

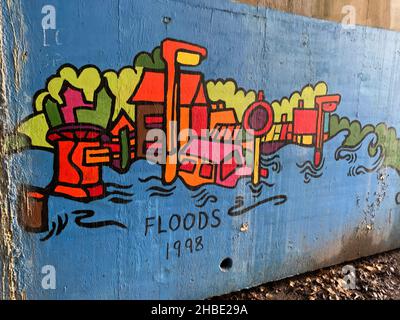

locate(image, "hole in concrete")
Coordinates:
220 257 233 272
162 16 172 24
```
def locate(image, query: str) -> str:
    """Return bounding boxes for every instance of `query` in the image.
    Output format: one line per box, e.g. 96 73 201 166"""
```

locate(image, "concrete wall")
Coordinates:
239 0 399 30
1 0 400 299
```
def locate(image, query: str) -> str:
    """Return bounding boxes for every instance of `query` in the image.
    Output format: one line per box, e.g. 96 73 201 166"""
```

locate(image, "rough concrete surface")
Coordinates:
217 249 400 300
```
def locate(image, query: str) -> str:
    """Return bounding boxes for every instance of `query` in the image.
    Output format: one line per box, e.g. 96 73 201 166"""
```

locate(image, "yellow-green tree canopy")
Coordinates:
18 64 143 150
206 80 256 121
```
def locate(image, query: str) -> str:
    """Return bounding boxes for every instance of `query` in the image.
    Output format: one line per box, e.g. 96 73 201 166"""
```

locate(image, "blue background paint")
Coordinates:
2 0 400 299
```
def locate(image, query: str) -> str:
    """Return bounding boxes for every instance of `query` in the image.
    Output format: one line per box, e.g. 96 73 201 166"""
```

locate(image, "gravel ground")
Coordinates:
215 250 400 300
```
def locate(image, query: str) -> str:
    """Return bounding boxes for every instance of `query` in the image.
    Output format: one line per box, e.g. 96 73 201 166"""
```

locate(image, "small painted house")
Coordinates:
131 70 210 158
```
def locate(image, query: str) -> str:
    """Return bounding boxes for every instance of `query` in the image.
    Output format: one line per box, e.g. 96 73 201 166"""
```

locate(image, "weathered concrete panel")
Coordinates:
1 0 400 299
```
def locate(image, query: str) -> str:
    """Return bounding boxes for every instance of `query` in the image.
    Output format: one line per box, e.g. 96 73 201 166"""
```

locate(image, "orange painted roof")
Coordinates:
110 112 135 136
131 71 208 105
209 109 238 129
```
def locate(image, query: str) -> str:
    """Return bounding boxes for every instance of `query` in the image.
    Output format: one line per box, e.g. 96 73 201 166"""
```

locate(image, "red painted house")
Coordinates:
131 70 210 158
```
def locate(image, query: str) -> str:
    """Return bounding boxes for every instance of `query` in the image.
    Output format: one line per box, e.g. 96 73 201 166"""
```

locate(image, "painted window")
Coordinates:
200 164 213 179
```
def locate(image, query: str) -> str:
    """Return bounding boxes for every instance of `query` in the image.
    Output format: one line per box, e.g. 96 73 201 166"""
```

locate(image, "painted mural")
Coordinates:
6 37 400 248
3 0 400 300
7 38 347 236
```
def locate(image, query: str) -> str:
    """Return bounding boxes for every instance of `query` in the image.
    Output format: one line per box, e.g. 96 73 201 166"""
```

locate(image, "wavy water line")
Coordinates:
139 176 162 183
335 143 362 154
372 150 384 167
336 133 384 177
105 183 133 189
106 190 134 197
149 192 174 198
260 158 281 166
72 210 127 229
191 188 207 199
337 152 357 164
297 158 325 184
260 154 282 173
105 189 134 205
348 156 384 177
40 222 56 242
252 190 262 199
55 214 68 236
195 195 218 208
246 180 275 188
335 144 362 164
263 154 279 162
196 192 209 203
108 197 133 204
296 158 325 171
146 185 176 193
260 155 280 165
249 185 262 194
299 165 318 175
40 214 69 241
228 195 288 217
304 171 323 184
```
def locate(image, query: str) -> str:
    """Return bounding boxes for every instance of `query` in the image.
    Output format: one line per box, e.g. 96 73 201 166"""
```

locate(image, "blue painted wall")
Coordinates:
1 0 400 299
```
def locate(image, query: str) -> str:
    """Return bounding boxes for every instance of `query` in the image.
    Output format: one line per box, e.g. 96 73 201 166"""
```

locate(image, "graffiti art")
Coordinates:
7 37 400 240
3 0 400 300
5 38 355 236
